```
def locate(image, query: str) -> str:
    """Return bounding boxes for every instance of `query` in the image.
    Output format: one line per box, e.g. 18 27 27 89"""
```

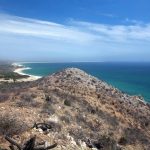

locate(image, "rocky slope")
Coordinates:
0 68 150 150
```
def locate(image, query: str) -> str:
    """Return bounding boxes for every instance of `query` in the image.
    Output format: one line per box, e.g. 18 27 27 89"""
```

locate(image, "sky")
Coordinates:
0 0 150 62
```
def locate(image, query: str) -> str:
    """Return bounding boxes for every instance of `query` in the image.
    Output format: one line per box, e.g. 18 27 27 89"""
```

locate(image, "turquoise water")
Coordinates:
22 62 150 102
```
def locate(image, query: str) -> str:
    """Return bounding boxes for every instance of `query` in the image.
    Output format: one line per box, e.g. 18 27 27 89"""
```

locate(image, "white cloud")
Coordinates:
0 13 150 61
0 14 98 44
1 14 150 44
70 20 150 42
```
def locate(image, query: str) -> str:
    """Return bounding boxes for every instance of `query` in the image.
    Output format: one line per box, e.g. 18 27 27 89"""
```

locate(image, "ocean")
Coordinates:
21 62 150 102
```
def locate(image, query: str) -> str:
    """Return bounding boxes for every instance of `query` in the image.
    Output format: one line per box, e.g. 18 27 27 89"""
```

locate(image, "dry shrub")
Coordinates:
41 102 55 115
60 115 73 124
20 93 32 102
69 128 86 142
17 100 40 108
88 135 118 150
17 93 40 107
122 128 150 145
30 93 37 98
118 137 128 145
0 93 9 103
44 94 60 104
75 114 86 126
47 121 62 132
0 112 28 136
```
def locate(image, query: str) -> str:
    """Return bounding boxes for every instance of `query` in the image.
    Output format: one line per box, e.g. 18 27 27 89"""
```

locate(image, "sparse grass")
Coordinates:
47 121 62 132
41 102 55 115
20 93 32 102
93 135 118 150
44 93 60 104
69 128 86 142
75 114 86 126
17 93 40 107
0 94 9 103
60 115 73 124
122 128 150 146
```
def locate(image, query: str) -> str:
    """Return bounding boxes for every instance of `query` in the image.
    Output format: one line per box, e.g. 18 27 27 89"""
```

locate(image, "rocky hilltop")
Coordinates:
0 68 150 150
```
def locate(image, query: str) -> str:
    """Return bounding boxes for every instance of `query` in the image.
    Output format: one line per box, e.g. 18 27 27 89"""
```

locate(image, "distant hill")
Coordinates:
0 68 150 150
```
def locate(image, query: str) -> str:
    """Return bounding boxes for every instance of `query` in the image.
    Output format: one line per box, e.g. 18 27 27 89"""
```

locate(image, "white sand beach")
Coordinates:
12 63 41 82
14 66 41 82
0 64 41 83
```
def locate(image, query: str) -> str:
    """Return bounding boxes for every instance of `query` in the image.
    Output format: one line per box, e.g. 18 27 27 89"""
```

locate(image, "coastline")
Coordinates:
5 62 149 102
0 63 41 83
14 67 41 82
13 63 42 82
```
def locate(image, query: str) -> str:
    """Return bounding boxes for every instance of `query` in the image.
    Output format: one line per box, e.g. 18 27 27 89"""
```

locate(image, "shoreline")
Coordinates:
14 67 41 82
13 63 42 82
0 62 41 83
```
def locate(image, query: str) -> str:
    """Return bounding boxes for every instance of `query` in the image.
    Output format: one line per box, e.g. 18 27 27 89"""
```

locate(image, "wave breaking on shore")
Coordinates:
13 63 41 82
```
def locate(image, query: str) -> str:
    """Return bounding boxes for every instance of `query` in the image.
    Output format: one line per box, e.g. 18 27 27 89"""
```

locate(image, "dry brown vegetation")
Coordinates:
0 112 28 136
0 68 150 150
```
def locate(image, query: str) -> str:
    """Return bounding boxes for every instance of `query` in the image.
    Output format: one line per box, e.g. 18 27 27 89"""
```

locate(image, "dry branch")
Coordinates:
5 136 57 150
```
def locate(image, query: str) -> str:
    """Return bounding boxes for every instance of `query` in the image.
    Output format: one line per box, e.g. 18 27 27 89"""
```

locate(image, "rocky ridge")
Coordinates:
0 68 150 150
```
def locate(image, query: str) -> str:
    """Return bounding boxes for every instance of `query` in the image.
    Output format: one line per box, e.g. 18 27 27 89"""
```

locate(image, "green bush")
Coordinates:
64 99 71 106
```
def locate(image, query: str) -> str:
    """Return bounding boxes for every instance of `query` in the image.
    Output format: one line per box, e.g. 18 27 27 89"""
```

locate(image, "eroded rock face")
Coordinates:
0 68 150 150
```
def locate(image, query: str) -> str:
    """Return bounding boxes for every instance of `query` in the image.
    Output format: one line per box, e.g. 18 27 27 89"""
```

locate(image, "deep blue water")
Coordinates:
22 62 150 102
